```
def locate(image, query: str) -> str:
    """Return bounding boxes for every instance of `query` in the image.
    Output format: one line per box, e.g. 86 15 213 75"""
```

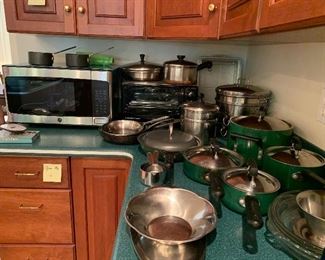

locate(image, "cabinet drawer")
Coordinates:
0 245 75 260
0 189 73 243
0 156 70 188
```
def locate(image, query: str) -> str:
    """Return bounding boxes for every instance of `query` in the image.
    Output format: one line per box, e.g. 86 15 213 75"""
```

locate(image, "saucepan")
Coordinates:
100 116 172 144
28 46 77 66
65 46 114 67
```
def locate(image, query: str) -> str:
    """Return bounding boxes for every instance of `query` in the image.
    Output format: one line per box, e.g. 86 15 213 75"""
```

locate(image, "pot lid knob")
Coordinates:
140 54 145 64
169 123 174 140
247 160 258 178
210 143 221 160
257 107 266 122
177 55 186 61
290 136 302 159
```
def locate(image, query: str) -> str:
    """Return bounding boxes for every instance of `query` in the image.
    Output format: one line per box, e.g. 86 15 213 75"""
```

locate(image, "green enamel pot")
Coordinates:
182 144 244 185
216 166 281 229
227 115 293 165
262 145 325 191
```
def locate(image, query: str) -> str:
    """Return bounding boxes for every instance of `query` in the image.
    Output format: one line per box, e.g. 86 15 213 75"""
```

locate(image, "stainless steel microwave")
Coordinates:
2 65 112 126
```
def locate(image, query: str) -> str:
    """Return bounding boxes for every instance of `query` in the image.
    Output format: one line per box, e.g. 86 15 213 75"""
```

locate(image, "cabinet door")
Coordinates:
71 157 131 260
260 0 325 31
219 0 261 38
146 0 221 38
75 0 145 36
3 0 76 34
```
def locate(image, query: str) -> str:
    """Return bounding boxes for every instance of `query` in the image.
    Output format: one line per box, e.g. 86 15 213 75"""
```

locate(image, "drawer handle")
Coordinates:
19 204 44 210
14 171 40 177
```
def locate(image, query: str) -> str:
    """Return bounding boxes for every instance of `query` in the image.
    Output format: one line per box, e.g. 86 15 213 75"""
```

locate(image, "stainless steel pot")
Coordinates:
215 84 272 117
164 55 212 85
181 100 219 145
122 54 163 81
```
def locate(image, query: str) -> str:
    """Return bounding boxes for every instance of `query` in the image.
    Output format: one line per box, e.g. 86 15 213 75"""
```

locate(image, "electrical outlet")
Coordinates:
318 88 325 124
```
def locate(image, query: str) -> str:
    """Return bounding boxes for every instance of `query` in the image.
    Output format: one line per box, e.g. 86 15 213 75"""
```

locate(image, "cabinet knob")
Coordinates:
78 6 86 14
208 3 217 12
64 5 72 13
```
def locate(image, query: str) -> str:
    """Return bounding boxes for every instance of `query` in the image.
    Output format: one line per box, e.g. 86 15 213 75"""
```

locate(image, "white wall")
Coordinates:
245 43 325 149
8 34 247 66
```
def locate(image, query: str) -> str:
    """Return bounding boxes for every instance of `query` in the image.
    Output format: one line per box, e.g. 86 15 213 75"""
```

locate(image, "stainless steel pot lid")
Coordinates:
222 167 281 194
139 125 200 153
123 54 163 71
185 145 244 170
267 146 325 167
182 101 219 112
216 84 272 98
164 55 197 68
232 115 292 131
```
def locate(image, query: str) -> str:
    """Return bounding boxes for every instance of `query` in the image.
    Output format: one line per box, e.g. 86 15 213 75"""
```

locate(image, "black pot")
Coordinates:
28 51 54 66
28 46 76 66
65 53 90 67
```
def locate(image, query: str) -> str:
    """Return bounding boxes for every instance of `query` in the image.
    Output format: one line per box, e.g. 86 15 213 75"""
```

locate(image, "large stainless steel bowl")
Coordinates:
296 190 325 242
125 187 216 245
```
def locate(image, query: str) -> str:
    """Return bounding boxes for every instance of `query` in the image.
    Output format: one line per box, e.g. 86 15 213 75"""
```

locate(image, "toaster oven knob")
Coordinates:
57 118 62 123
186 90 197 100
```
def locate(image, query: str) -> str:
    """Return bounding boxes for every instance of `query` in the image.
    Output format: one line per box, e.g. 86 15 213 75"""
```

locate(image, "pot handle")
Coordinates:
197 61 213 71
244 195 263 229
293 170 325 186
209 172 224 218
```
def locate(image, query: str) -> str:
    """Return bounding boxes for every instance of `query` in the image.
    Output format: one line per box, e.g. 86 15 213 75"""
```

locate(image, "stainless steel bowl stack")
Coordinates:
125 187 216 259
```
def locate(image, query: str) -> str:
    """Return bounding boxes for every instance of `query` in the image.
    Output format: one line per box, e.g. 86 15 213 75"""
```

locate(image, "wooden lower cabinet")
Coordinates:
0 189 73 244
71 157 131 260
0 245 75 260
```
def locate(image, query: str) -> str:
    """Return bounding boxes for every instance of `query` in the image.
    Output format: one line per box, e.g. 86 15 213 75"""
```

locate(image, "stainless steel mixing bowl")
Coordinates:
296 190 325 242
125 187 216 245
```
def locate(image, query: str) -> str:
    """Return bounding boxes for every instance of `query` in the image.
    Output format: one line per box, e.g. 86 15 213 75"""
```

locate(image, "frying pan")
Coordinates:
28 46 76 66
100 116 172 145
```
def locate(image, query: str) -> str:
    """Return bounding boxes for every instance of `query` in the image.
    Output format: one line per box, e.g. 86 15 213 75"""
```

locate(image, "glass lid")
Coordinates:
187 145 244 170
216 84 272 98
269 147 325 167
223 166 280 194
233 115 292 131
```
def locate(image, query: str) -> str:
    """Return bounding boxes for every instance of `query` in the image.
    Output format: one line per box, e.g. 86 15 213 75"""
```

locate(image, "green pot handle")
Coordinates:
230 133 263 160
292 170 325 186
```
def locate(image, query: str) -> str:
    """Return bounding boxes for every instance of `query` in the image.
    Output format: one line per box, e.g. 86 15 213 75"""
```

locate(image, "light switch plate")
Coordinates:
27 0 46 6
318 88 325 124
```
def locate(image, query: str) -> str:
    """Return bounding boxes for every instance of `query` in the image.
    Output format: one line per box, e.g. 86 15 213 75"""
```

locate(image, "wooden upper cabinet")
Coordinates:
76 0 145 36
260 0 325 31
219 0 261 38
3 0 76 34
146 0 221 39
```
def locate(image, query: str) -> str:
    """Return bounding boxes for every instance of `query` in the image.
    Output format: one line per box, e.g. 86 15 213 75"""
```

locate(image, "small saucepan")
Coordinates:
66 46 114 68
28 46 76 66
212 162 280 228
262 137 325 191
100 116 172 145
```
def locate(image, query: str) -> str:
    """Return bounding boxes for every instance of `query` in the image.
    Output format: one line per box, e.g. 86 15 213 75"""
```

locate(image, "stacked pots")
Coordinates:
181 101 219 145
215 84 272 136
